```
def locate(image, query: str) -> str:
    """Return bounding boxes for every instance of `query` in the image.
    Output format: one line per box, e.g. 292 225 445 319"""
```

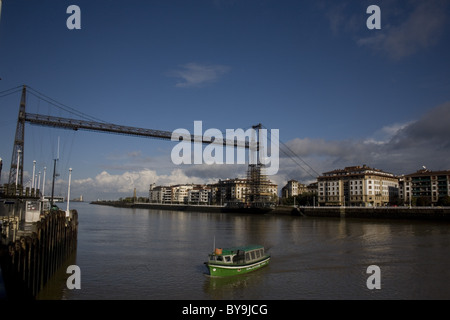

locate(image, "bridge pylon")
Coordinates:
8 85 27 189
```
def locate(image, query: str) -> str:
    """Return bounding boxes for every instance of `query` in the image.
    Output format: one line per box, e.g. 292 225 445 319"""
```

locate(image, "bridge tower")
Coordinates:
8 85 27 188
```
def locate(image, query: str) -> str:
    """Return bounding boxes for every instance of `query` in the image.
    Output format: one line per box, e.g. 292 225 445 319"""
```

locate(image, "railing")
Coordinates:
1 184 40 198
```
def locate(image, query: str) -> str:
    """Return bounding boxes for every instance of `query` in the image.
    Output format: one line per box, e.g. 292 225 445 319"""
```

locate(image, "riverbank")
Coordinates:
92 201 224 213
90 201 300 215
300 206 450 221
90 201 450 220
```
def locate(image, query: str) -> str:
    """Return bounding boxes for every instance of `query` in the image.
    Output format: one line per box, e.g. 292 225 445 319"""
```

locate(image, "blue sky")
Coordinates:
1 0 449 200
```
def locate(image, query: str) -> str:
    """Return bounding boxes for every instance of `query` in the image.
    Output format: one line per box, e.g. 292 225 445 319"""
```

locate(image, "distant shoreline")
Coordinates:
90 201 450 221
90 201 298 215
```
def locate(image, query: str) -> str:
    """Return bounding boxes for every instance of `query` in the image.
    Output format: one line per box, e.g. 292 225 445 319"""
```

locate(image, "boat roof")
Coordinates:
216 245 264 255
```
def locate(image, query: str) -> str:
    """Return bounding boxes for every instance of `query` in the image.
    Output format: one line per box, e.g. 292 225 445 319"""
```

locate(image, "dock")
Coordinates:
0 197 78 299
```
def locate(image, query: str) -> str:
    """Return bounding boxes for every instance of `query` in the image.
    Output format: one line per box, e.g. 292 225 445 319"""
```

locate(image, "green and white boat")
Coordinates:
205 245 270 277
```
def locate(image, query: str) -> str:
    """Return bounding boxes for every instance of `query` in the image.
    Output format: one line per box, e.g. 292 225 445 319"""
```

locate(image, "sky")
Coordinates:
0 0 449 201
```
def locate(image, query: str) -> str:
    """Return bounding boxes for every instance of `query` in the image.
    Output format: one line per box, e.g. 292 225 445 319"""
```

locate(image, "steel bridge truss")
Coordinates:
7 86 254 187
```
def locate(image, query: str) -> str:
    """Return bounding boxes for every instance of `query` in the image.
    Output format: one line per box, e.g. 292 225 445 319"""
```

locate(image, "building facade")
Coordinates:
400 169 450 205
150 179 277 205
187 185 211 204
211 178 278 205
281 179 308 198
317 165 399 207
149 184 172 203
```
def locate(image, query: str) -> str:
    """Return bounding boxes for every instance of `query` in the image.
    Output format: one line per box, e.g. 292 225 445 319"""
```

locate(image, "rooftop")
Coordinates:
404 169 450 177
214 245 264 255
320 165 395 178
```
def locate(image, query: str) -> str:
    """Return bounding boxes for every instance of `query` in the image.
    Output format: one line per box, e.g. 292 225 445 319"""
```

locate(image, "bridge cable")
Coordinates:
261 124 320 180
26 86 108 124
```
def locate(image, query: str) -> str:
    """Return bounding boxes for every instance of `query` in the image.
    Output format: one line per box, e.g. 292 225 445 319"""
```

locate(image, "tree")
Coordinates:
416 196 431 207
437 196 450 206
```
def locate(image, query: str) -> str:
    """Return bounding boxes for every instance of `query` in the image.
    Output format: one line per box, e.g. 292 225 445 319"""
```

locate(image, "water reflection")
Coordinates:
203 268 270 300
33 203 450 299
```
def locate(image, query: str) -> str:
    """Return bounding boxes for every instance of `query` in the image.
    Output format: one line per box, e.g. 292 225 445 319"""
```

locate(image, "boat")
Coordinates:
205 245 270 277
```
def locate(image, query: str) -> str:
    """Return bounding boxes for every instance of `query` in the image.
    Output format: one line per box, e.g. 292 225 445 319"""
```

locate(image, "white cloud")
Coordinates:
168 62 230 88
67 166 226 200
364 122 412 145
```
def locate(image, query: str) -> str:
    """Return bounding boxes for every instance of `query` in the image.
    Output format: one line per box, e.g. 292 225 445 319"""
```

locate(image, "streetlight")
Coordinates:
66 168 72 217
42 166 46 198
32 160 36 193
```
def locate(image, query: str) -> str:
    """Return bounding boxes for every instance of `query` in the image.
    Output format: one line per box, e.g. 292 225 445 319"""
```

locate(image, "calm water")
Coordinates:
36 202 450 300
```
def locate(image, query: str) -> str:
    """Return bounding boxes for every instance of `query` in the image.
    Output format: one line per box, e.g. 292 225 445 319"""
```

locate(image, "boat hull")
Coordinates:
205 256 270 277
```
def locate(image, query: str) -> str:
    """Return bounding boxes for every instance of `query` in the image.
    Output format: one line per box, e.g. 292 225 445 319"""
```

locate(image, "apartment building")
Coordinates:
281 179 308 198
400 169 450 205
317 165 399 207
149 184 194 204
149 178 278 205
213 178 278 204
149 184 171 203
187 185 211 204
171 184 194 203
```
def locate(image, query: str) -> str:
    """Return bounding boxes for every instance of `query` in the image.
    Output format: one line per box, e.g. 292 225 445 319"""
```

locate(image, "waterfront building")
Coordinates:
187 185 211 204
171 184 194 203
212 178 278 205
317 165 399 207
281 179 308 198
307 182 318 194
213 178 249 204
400 169 450 206
149 178 278 205
149 184 172 203
281 180 298 198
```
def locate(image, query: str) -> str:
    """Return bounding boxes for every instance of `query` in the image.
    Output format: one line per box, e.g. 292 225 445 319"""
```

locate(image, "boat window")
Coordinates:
225 256 231 263
217 256 223 261
251 251 256 260
255 250 261 258
245 253 250 260
209 255 216 261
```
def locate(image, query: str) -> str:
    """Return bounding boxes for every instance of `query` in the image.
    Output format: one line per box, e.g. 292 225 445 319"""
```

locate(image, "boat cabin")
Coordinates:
208 245 266 265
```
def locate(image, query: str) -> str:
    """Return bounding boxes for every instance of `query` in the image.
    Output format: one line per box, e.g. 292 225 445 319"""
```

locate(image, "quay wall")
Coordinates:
0 209 78 299
301 207 450 221
90 201 450 221
91 201 223 213
93 202 300 215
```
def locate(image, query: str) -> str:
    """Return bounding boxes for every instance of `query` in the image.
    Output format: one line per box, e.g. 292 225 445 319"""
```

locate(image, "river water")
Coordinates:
36 202 450 300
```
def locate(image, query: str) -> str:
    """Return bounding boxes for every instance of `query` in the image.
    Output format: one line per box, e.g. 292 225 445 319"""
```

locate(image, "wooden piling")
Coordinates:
0 209 78 299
